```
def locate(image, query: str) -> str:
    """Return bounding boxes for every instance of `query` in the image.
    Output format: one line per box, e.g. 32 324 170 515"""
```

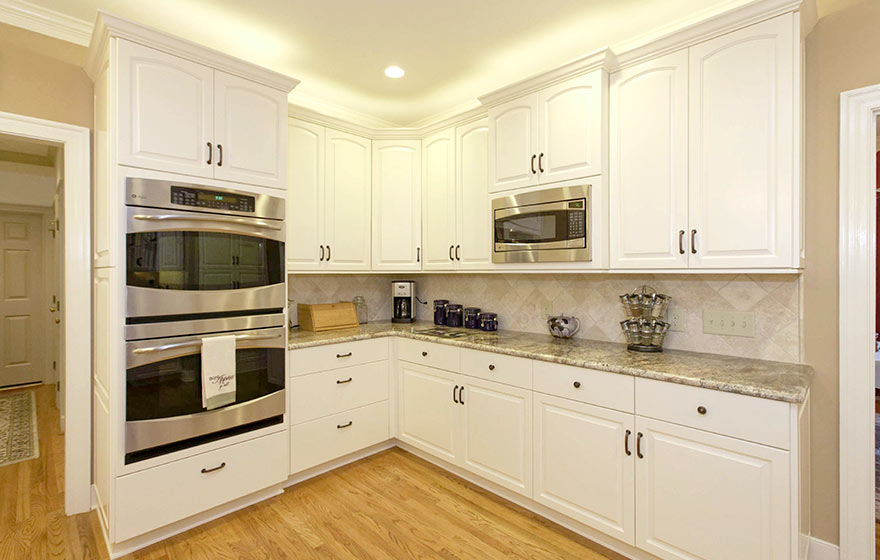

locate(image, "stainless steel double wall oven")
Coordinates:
124 177 286 464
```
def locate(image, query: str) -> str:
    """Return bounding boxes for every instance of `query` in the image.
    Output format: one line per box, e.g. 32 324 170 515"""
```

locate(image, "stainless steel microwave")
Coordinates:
492 184 591 263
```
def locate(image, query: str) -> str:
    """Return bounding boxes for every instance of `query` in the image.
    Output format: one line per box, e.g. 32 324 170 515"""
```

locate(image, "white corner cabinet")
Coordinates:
372 139 422 271
610 13 802 269
287 119 372 271
421 119 493 271
287 337 809 560
117 39 289 189
485 68 608 193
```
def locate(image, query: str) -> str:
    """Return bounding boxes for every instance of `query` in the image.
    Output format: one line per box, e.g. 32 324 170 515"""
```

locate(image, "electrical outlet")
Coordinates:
702 310 756 337
666 307 685 332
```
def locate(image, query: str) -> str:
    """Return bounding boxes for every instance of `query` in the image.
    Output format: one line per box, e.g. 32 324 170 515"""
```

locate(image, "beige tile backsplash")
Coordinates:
288 273 801 363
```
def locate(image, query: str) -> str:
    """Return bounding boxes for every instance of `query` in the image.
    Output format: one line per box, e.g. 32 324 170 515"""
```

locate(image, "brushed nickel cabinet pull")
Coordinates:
636 432 644 459
336 377 353 384
679 230 685 255
337 421 352 429
201 462 226 474
336 352 352 358
207 142 213 165
625 430 632 456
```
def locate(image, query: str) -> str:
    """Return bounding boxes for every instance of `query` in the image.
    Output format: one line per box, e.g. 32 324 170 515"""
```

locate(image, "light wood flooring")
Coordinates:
2 384 626 559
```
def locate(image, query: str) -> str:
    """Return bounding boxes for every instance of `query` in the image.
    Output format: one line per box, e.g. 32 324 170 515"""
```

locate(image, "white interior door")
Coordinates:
421 129 456 270
324 129 371 271
455 118 492 270
287 119 325 270
0 212 45 387
609 50 689 269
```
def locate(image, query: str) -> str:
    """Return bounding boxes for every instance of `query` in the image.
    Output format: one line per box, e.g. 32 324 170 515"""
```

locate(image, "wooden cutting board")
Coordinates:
297 302 359 332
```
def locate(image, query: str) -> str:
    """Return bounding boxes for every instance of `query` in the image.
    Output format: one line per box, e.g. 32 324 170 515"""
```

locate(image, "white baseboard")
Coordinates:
808 537 840 560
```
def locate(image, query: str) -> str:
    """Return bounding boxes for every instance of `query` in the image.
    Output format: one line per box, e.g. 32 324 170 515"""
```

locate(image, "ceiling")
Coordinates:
25 0 759 125
0 133 58 167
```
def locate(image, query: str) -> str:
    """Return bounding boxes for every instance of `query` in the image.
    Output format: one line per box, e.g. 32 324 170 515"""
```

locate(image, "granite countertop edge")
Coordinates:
288 324 812 404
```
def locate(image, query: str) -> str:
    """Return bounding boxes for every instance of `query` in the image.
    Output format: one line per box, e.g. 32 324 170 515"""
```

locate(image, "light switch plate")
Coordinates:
702 310 756 337
666 306 685 332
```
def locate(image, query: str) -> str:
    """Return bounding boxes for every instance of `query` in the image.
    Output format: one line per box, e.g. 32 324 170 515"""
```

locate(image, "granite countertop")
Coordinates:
288 321 813 404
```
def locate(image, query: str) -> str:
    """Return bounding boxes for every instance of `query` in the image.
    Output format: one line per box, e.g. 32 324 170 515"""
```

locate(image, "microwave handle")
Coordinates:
132 332 282 354
132 214 283 231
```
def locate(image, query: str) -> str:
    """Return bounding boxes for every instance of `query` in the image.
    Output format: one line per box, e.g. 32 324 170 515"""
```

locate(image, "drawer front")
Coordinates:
460 348 532 389
290 400 390 474
290 361 389 424
290 338 389 376
115 430 287 542
635 377 790 449
397 338 460 372
533 361 634 413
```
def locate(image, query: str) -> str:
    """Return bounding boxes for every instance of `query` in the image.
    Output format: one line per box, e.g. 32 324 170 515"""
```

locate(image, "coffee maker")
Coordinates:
392 281 416 323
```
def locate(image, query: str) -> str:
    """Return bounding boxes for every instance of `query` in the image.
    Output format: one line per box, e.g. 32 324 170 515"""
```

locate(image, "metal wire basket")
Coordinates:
619 285 671 352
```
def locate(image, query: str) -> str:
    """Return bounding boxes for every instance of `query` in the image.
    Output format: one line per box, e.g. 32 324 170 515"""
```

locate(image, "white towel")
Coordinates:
201 335 237 410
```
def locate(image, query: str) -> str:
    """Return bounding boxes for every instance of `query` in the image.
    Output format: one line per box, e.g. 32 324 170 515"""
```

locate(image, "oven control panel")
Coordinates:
171 186 255 212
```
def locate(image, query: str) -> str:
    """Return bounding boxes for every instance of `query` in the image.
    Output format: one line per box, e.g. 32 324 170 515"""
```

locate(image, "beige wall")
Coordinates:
0 22 92 129
804 0 880 545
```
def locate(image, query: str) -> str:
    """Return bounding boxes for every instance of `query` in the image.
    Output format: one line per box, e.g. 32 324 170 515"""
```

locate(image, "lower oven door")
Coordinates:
124 326 286 463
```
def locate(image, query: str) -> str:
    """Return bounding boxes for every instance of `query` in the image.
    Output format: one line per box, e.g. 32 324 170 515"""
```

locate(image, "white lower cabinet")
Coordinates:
533 393 635 545
634 416 790 560
397 361 460 463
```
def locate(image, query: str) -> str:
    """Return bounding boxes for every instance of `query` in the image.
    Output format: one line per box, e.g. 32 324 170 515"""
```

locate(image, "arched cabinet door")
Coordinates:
688 13 796 269
421 129 457 271
287 119 324 271
372 140 422 271
489 97 538 193
325 129 372 271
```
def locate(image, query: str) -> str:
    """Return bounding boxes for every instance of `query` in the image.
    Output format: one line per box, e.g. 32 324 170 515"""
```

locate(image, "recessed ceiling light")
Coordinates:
384 65 405 79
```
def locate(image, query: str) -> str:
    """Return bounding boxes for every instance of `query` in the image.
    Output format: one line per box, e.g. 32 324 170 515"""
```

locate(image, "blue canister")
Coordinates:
464 307 481 329
433 300 449 325
480 312 498 332
446 304 463 327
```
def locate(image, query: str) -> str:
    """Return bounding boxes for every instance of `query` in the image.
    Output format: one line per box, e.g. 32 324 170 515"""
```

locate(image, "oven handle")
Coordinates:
132 214 283 231
132 332 283 355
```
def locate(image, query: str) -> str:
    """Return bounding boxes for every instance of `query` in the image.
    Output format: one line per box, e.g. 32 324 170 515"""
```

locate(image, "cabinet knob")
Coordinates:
422 351 428 357
573 381 581 389
697 406 707 415
488 364 495 371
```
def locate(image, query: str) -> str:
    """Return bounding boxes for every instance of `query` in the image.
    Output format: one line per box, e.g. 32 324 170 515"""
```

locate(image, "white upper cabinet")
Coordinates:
537 72 606 184
488 96 538 192
688 14 795 268
325 130 372 271
488 69 607 193
117 39 288 189
213 71 288 189
287 119 324 270
372 140 422 271
422 129 457 270
117 40 214 178
609 51 689 269
456 118 493 270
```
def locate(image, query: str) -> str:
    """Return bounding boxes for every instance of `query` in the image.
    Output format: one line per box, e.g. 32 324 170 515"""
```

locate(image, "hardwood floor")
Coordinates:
0 384 626 559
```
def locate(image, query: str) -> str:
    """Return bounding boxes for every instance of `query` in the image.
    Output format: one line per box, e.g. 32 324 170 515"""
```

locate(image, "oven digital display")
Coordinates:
171 186 255 212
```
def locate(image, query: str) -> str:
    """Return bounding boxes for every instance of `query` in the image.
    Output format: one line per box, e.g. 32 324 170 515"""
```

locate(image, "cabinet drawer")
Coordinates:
290 338 389 376
533 361 634 413
397 338 460 372
115 430 287 542
635 377 790 449
290 361 389 424
290 400 390 474
460 348 532 389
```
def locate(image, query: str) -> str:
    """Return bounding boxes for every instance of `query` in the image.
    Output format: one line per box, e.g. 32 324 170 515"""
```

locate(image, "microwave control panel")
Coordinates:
170 186 256 213
567 199 586 239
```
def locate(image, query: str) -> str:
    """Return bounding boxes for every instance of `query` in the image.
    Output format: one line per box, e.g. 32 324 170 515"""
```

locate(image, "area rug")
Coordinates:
0 391 39 467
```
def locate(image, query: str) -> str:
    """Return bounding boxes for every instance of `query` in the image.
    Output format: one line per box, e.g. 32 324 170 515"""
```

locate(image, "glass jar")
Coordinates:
464 307 481 329
446 304 463 328
480 312 498 332
433 300 449 325
353 296 368 324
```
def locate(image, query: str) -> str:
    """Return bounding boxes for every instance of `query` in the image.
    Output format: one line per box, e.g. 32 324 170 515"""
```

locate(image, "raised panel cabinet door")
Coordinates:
537 71 606 184
287 119 324 270
372 140 422 271
116 40 214 178
635 417 790 560
324 130 371 271
688 14 795 268
213 71 288 189
398 362 460 463
421 129 457 271
460 376 532 497
488 96 538 193
609 50 689 269
456 118 493 270
534 393 635 544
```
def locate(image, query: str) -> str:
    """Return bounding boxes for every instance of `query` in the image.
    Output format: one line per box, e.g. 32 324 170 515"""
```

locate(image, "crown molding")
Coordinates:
0 0 91 46
477 47 614 109
85 11 299 92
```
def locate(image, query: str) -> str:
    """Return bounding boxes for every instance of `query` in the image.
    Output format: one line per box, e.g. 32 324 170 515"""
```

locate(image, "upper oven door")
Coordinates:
126 206 285 319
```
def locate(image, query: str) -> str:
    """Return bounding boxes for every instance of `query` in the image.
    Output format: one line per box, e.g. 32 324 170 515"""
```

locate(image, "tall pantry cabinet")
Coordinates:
87 12 298 554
